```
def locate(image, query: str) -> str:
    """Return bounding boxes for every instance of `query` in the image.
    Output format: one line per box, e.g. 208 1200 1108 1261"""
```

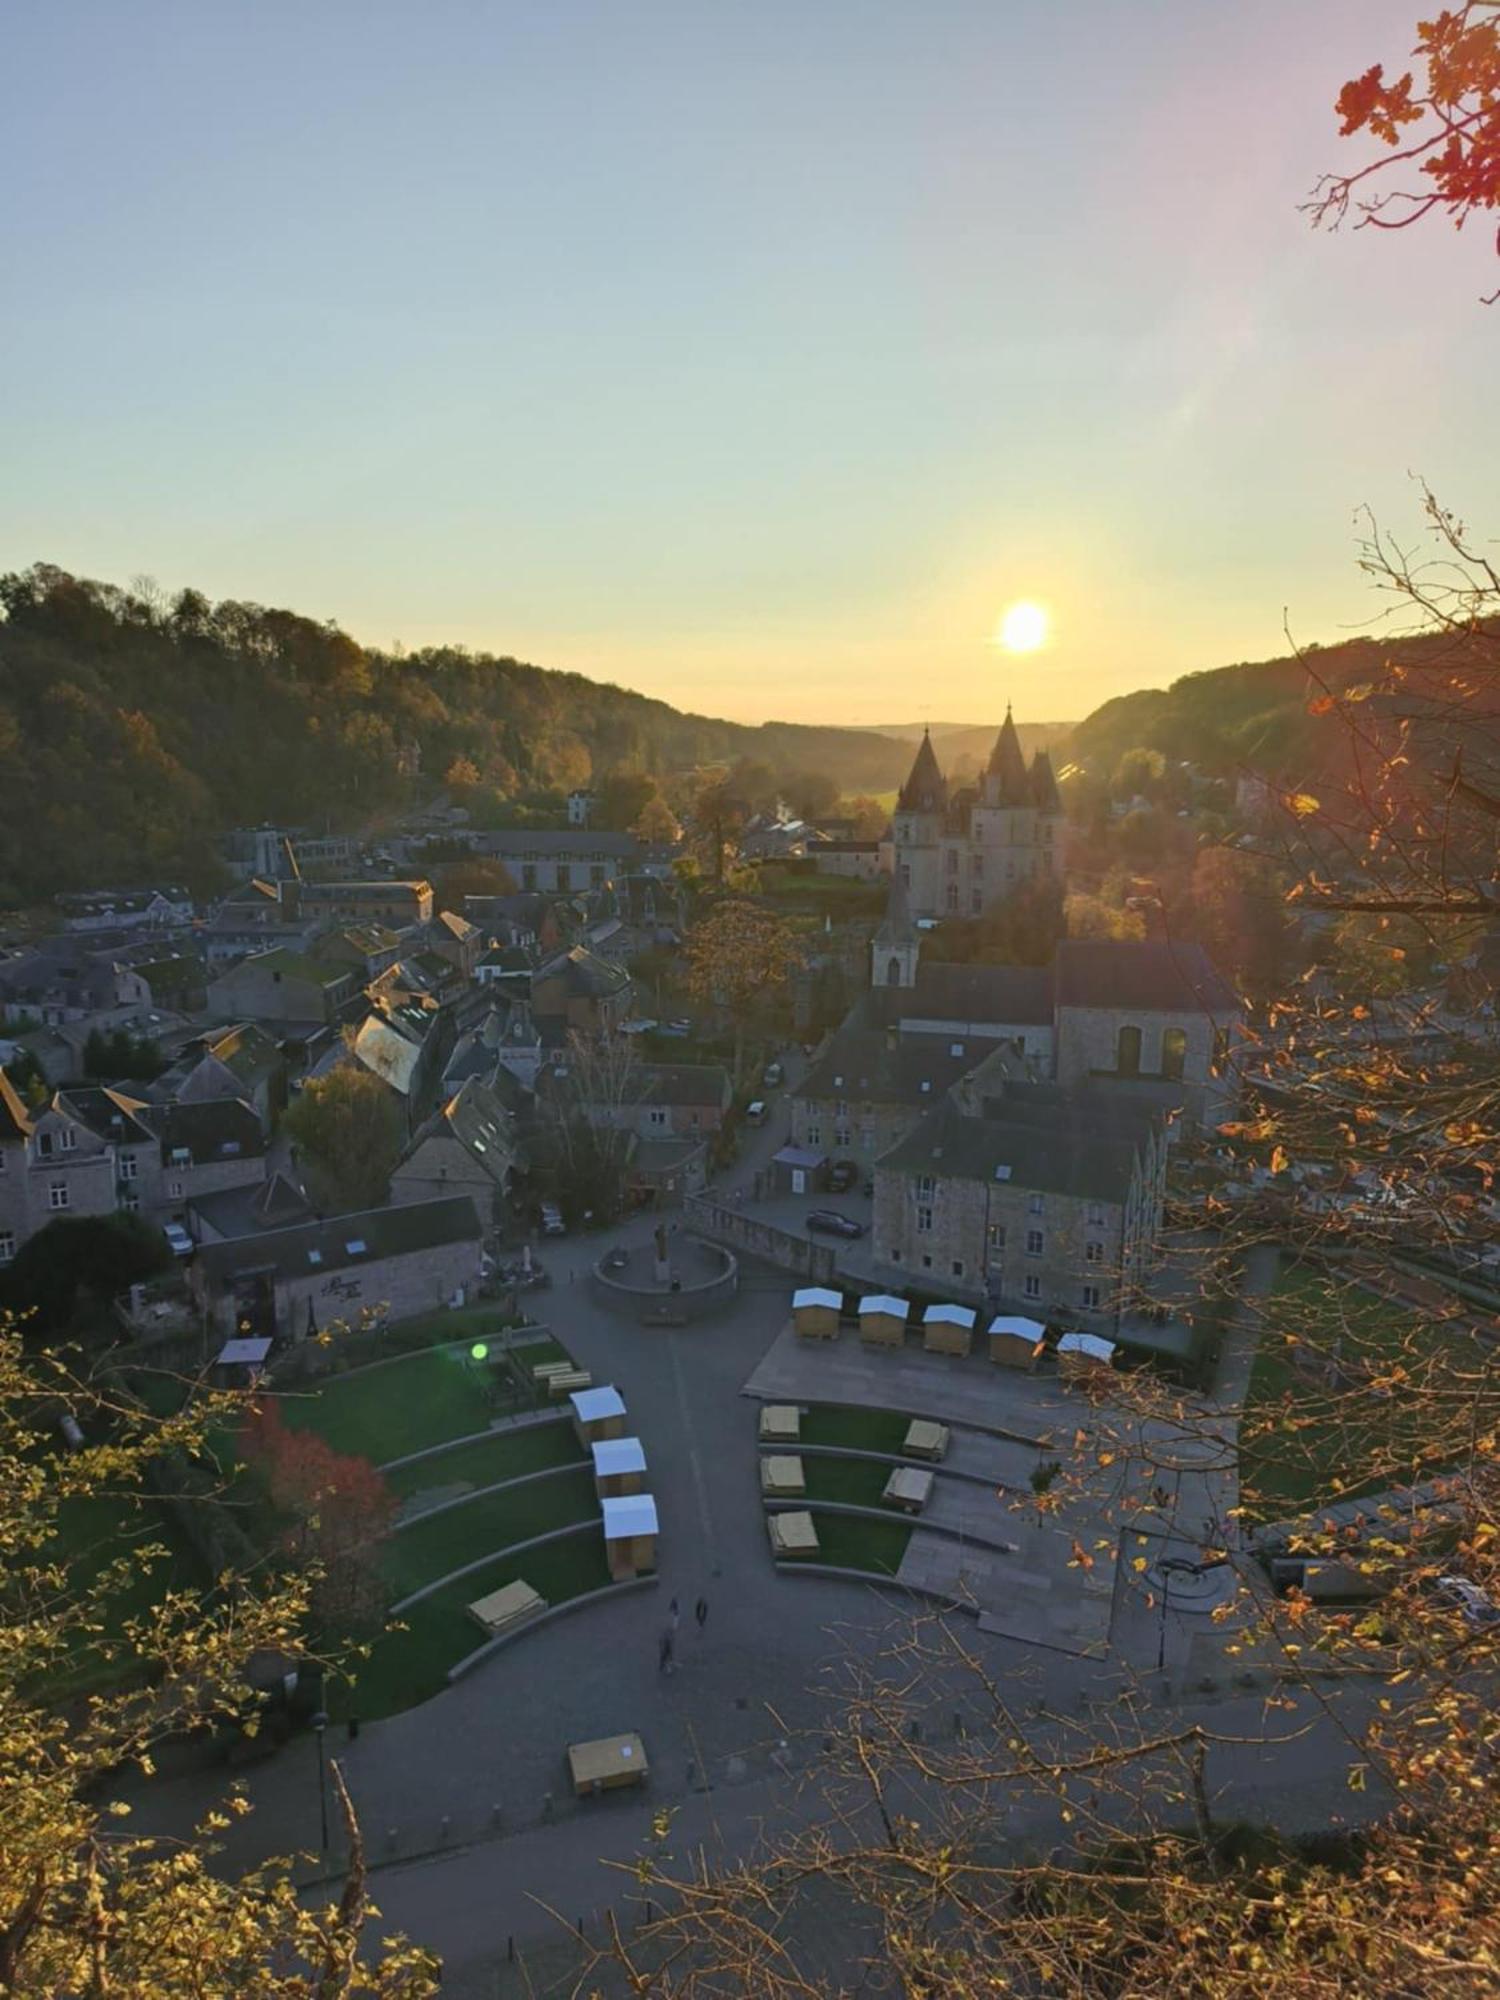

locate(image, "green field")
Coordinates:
799 1405 915 1455
339 1532 613 1719
385 1420 582 1500
798 1455 898 1509
1239 1262 1475 1522
804 1509 912 1577
37 1491 203 1699
382 1466 600 1598
278 1340 564 1465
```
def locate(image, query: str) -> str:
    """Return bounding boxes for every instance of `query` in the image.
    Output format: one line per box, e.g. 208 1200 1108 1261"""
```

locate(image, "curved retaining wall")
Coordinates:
590 1241 739 1323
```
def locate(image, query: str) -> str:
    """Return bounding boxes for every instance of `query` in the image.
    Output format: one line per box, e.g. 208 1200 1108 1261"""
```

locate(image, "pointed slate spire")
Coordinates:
897 728 948 814
874 867 915 946
1028 747 1061 813
986 705 1030 804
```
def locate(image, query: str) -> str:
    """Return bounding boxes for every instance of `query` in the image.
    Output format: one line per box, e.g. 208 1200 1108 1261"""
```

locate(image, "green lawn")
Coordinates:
799 1406 915 1455
337 1532 613 1719
36 1491 204 1699
1239 1262 1476 1523
384 1420 582 1501
799 1455 898 1509
277 1345 519 1464
382 1466 600 1598
805 1509 912 1577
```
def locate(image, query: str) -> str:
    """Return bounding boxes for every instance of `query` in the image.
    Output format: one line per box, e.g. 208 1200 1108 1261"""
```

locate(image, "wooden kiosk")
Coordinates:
570 1383 627 1448
858 1293 908 1349
988 1315 1046 1371
792 1287 842 1340
922 1303 976 1356
601 1492 659 1579
568 1732 649 1797
1057 1330 1117 1387
592 1436 647 1498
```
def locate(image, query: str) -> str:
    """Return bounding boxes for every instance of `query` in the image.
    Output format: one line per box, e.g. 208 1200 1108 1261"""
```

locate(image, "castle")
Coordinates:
890 709 1063 921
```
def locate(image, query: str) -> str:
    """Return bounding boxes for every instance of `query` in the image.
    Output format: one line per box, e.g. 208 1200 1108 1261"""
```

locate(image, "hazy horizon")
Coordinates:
5 0 1492 726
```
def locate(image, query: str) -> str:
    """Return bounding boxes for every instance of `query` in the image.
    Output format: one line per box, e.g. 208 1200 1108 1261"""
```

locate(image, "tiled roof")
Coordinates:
796 1029 977 1108
878 1094 1152 1205
196 1193 482 1290
1053 940 1238 1016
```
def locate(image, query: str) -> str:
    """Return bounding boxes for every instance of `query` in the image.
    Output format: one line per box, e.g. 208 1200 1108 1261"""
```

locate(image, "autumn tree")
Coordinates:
839 792 891 840
785 768 840 821
283 1065 402 1213
0 1316 436 1996
241 1399 394 1636
431 854 518 915
593 769 660 830
1180 845 1293 996
631 793 682 845
1310 2 1500 299
683 896 802 1083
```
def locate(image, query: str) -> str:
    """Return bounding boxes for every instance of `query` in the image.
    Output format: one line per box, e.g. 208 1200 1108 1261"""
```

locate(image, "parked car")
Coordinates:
660 1018 693 1039
806 1209 864 1239
745 1099 767 1125
763 1061 784 1087
603 1246 629 1271
1431 1575 1500 1628
826 1160 858 1194
539 1202 567 1236
162 1222 194 1258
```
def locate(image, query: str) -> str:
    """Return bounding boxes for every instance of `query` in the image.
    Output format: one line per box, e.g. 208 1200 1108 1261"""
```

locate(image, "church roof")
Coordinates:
873 870 915 946
897 731 948 815
1054 940 1238 1016
986 708 1031 805
1029 748 1061 813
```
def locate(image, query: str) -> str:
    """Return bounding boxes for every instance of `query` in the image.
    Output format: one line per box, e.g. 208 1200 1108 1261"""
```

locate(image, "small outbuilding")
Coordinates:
758 1403 801 1444
988 1315 1046 1371
767 1509 820 1558
211 1335 273 1387
881 1466 934 1515
903 1418 950 1462
859 1293 909 1349
570 1383 627 1447
568 1732 649 1797
592 1436 647 1498
922 1303 976 1357
792 1286 842 1340
601 1491 659 1579
1057 1330 1118 1387
760 1454 806 1498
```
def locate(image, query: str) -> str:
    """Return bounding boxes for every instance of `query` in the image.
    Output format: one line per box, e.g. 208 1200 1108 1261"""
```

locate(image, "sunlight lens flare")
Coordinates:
996 600 1049 653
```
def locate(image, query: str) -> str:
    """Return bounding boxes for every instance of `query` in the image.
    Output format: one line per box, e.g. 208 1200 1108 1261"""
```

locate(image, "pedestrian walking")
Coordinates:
658 1628 675 1674
694 1596 708 1630
669 1596 681 1632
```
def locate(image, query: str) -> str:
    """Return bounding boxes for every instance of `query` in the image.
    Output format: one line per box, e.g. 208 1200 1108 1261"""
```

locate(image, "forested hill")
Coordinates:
0 564 913 902
1069 623 1494 778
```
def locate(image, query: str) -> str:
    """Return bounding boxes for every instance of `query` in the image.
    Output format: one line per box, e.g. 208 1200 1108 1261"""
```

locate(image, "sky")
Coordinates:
2 1 1493 727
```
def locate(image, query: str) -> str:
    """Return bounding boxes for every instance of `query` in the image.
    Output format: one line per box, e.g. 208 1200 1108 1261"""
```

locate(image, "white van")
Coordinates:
745 1100 767 1126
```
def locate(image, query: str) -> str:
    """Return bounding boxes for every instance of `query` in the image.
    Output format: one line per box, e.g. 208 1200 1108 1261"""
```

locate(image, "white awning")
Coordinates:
792 1287 842 1311
570 1384 627 1423
601 1493 659 1541
859 1294 909 1318
215 1337 273 1367
592 1437 647 1478
922 1303 976 1330
988 1315 1046 1343
1058 1331 1116 1362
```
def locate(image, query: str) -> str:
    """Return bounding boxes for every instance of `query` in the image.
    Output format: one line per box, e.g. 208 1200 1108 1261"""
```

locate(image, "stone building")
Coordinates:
891 711 1063 921
0 1073 117 1265
872 1083 1167 1332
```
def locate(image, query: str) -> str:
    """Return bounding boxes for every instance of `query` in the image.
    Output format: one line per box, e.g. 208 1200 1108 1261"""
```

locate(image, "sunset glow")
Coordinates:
996 601 1050 654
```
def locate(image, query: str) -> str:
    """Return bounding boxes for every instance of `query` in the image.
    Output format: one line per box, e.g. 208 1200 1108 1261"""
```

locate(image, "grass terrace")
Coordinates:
38 1491 203 1700
798 1456 897 1509
385 1421 582 1500
381 1465 599 1599
279 1337 567 1464
806 1510 913 1577
798 1405 916 1456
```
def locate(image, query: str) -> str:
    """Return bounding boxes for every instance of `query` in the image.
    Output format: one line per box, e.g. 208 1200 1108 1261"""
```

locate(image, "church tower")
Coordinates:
871 868 921 990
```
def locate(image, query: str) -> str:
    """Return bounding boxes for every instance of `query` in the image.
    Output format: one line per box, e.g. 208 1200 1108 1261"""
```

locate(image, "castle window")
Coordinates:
971 889 982 914
899 864 911 889
946 883 959 912
946 849 959 874
1026 1228 1044 1256
886 957 902 987
1162 1027 1187 1080
1116 1025 1142 1077
971 852 982 875
916 1206 933 1234
1082 1283 1101 1310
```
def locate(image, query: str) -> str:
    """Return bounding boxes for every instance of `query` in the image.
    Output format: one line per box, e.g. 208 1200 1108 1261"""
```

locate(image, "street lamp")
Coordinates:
311 1710 330 1850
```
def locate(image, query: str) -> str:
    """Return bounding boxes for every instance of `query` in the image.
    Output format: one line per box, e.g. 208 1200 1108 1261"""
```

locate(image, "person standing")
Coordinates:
694 1596 708 1631
658 1628 675 1675
669 1596 681 1633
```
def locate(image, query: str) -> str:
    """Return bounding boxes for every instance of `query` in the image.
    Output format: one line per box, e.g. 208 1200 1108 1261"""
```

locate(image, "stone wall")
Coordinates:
684 1196 837 1284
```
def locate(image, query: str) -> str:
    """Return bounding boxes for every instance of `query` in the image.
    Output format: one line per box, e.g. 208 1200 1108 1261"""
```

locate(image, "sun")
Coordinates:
996 600 1049 654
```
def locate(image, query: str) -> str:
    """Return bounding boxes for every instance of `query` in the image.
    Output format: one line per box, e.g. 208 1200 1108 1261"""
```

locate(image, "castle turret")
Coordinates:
984 706 1030 806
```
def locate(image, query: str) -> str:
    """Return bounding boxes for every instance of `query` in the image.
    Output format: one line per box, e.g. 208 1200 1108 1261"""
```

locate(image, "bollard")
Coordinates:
491 1802 503 1828
386 1827 398 1855
507 1936 515 1964
542 1789 554 1819
439 1814 450 1843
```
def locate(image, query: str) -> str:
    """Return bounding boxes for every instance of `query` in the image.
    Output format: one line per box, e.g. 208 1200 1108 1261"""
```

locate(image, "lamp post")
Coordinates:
311 1710 330 1850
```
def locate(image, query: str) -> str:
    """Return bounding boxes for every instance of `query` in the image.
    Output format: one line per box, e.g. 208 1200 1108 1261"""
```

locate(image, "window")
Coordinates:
522 864 537 890
49 1181 70 1211
120 1190 139 1213
890 1246 902 1262
971 851 983 876
1028 1193 1044 1215
1023 1273 1041 1301
1026 1228 1044 1256
949 1042 965 1058
590 865 607 888
952 1260 965 1278
36 1132 52 1158
1085 1239 1104 1264
987 1222 1006 1256
556 865 571 892
921 1253 933 1269
119 1153 138 1181
834 1099 848 1118
1082 1283 1101 1310
649 1107 667 1128
169 1178 183 1198
946 883 959 912
916 1175 935 1200
805 1126 821 1148
971 889 982 914
1116 1025 1142 1077
0 1232 13 1262
916 1206 934 1234
946 848 959 874
886 957 903 986
1006 858 1016 881
835 1127 850 1149
1212 1027 1229 1075
899 863 911 889
1161 1026 1187 1081
1086 1202 1106 1227
58 1126 76 1152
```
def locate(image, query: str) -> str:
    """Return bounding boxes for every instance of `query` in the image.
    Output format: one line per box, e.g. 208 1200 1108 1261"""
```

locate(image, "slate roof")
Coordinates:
796 1028 978 1108
986 709 1030 803
878 1095 1151 1205
195 1193 482 1290
190 1173 315 1239
860 961 1055 1031
637 1063 732 1109
216 947 349 989
897 731 948 814
154 1098 266 1165
1053 940 1238 1016
534 945 631 1001
473 831 638 857
54 1086 155 1146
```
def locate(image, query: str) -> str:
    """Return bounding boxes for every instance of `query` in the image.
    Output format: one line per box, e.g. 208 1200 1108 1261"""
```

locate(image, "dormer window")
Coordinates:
58 1126 76 1152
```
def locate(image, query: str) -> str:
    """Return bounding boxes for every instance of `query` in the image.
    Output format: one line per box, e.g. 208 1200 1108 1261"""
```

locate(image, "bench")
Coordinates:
549 1368 593 1398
